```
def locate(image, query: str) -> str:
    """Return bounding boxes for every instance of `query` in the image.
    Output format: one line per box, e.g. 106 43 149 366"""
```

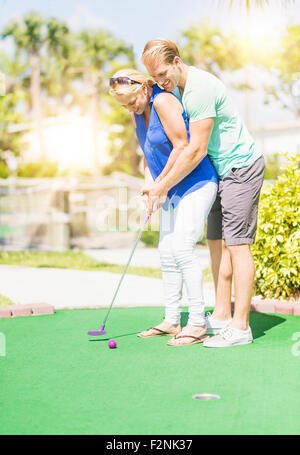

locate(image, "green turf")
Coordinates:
0 307 299 435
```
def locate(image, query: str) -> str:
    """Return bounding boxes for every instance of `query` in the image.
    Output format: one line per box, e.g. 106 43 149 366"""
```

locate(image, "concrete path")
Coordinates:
84 247 211 270
0 264 215 310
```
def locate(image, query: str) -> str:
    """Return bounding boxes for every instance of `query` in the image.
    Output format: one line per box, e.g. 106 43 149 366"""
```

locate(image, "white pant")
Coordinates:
158 182 217 326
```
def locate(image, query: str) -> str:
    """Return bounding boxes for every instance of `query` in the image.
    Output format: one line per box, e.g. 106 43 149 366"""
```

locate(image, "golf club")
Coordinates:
87 213 150 336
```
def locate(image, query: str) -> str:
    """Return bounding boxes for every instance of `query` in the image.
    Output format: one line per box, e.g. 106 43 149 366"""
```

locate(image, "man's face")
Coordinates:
145 57 181 92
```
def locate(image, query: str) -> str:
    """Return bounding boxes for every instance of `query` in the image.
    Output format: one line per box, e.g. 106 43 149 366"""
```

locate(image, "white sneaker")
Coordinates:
203 325 253 348
205 312 232 335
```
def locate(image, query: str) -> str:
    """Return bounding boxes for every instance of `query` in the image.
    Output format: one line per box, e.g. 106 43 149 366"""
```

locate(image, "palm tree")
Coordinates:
225 0 295 11
178 24 244 77
76 29 134 174
1 12 46 158
0 51 26 165
229 0 269 8
43 18 75 114
0 49 27 94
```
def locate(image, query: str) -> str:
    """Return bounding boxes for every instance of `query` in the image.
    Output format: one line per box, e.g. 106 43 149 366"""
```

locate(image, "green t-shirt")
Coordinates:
181 66 261 179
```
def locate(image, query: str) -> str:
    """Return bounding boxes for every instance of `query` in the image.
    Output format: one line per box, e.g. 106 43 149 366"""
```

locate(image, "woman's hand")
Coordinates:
141 181 169 217
140 181 153 195
140 181 152 215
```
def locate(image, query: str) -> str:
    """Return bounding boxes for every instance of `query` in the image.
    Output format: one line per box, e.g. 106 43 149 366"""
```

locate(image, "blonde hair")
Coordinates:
109 68 154 98
142 38 180 66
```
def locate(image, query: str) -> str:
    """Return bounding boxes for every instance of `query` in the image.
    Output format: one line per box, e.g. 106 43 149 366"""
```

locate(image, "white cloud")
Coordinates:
67 3 117 33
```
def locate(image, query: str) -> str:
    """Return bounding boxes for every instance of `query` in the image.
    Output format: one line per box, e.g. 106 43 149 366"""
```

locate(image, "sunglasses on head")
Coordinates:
109 76 142 87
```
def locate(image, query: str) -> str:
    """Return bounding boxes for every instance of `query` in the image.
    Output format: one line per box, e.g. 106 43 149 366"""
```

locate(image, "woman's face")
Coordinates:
115 85 149 115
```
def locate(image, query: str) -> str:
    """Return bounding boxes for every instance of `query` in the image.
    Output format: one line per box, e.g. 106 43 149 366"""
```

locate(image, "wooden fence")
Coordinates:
0 173 159 250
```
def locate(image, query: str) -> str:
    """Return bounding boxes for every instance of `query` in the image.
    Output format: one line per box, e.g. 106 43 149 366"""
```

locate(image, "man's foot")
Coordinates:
203 325 253 348
205 312 233 335
167 324 208 346
138 321 180 338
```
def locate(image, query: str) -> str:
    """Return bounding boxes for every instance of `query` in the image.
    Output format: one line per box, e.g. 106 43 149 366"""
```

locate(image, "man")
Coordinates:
141 38 265 348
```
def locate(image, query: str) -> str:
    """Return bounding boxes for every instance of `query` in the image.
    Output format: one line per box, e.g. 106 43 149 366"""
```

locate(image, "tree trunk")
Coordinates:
91 88 100 175
29 52 45 160
84 70 101 175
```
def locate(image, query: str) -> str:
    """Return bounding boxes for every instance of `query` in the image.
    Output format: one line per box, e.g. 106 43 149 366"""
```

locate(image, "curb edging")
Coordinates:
0 300 299 318
232 299 300 316
0 303 54 318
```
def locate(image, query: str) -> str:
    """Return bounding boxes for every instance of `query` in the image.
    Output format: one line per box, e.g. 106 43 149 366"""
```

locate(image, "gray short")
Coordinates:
207 155 265 246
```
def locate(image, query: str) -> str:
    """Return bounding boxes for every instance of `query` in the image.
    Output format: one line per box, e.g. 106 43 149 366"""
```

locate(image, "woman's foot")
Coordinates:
138 321 181 338
167 324 208 346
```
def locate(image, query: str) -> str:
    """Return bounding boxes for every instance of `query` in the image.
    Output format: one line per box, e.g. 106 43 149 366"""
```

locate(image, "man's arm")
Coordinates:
160 118 214 192
143 117 214 215
155 148 181 183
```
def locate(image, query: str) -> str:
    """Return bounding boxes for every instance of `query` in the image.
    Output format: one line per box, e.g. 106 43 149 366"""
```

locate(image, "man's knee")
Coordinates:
226 244 251 257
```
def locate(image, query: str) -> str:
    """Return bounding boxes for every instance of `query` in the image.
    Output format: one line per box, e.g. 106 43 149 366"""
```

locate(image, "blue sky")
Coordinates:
1 0 299 61
0 0 299 126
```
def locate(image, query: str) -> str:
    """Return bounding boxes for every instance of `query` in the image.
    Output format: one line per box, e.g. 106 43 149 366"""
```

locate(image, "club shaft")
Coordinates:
102 214 149 325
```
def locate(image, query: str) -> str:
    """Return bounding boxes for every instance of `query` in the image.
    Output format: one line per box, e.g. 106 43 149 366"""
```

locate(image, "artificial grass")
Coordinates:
0 307 299 435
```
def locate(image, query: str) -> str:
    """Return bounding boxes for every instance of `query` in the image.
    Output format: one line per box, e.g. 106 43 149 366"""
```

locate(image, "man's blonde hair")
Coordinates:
142 38 180 65
109 68 154 98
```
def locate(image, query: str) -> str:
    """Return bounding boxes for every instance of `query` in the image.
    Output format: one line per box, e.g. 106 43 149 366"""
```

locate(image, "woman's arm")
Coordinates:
155 148 182 183
130 112 137 129
143 155 154 187
153 93 189 182
141 156 154 215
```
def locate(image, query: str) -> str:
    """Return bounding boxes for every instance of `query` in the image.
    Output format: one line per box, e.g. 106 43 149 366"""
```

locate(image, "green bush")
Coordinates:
264 153 284 180
140 224 207 248
140 229 160 248
0 293 15 307
17 160 59 178
0 161 12 178
251 153 300 299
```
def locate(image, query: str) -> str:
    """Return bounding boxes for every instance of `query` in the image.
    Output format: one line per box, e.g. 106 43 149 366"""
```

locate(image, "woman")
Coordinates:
109 69 218 346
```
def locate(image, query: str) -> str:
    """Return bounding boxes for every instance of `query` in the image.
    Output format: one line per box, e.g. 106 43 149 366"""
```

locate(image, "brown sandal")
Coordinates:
137 327 180 338
167 334 209 346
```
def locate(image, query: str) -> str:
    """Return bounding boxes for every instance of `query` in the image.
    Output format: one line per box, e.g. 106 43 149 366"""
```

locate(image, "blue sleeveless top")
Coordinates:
134 84 218 209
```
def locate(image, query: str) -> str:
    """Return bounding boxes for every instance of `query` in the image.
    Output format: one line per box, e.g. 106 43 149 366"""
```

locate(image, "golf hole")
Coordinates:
192 393 220 401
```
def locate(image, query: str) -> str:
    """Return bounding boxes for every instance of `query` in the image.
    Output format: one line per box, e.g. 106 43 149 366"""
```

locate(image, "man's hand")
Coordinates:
141 180 169 216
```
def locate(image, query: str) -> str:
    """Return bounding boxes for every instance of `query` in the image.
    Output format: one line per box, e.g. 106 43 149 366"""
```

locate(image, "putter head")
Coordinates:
87 323 106 336
87 329 107 336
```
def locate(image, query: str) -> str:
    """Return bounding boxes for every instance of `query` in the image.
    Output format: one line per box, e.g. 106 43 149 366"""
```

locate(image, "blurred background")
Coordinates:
0 0 299 250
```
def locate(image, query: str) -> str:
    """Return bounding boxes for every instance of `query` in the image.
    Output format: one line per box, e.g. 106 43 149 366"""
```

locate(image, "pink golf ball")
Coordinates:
108 339 117 349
